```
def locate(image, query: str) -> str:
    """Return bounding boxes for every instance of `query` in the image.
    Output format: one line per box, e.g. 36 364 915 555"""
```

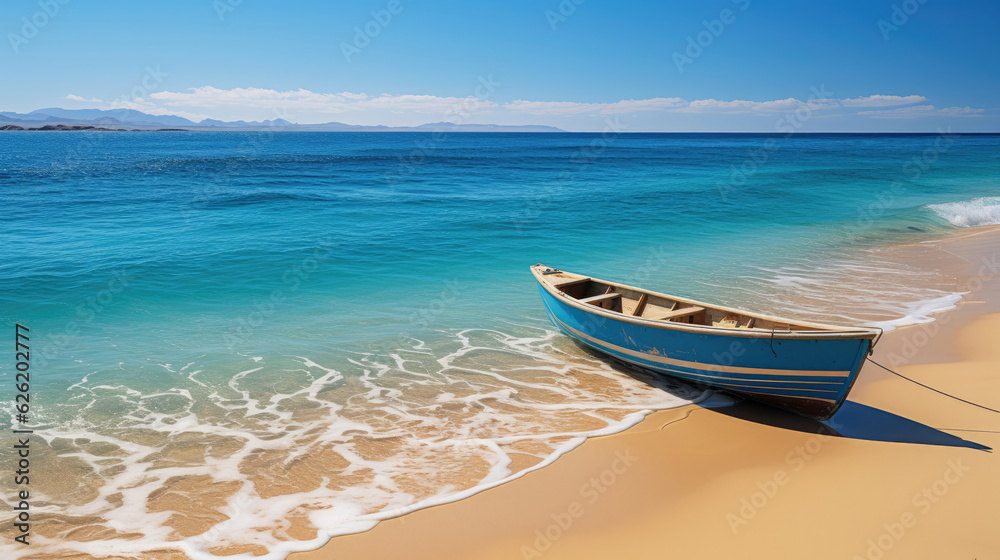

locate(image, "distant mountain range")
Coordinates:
0 108 564 132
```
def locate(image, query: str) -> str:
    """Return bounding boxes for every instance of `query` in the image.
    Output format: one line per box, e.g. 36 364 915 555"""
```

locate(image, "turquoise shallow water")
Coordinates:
1 132 999 557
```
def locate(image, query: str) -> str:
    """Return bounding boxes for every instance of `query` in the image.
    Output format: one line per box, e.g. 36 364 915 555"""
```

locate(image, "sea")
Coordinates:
1 131 999 558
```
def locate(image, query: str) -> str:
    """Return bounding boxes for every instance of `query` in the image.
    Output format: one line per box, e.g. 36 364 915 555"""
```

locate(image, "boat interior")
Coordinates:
545 273 823 332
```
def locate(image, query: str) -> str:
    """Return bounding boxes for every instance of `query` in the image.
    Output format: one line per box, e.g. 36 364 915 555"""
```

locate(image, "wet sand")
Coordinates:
292 226 1000 560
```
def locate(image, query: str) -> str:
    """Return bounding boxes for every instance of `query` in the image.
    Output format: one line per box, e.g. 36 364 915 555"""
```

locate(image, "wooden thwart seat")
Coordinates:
631 293 648 316
580 292 622 306
651 306 705 321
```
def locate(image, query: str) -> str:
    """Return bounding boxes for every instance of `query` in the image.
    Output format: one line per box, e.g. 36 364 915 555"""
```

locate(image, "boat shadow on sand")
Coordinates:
592 352 994 452
707 399 992 452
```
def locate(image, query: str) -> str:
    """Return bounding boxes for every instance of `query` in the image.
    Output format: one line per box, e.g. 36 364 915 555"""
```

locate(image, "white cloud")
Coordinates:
505 93 966 117
65 94 103 103
839 94 926 107
147 86 497 115
858 105 985 118
672 97 821 114
57 86 985 126
139 89 930 118
504 97 685 115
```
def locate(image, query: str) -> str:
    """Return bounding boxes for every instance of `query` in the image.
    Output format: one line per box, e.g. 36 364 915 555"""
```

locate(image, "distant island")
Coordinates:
1 124 188 132
0 108 564 132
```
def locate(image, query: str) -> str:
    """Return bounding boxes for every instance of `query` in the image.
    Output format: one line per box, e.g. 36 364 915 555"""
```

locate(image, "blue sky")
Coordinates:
1 0 997 131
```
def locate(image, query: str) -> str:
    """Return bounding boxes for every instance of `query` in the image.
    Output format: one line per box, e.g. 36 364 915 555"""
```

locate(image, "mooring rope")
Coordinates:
866 357 1000 415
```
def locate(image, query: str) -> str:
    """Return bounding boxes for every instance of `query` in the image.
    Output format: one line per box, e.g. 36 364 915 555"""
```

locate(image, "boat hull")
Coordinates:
536 282 871 420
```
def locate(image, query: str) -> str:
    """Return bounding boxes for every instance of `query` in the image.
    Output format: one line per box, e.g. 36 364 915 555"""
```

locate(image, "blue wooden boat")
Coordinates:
532 264 882 420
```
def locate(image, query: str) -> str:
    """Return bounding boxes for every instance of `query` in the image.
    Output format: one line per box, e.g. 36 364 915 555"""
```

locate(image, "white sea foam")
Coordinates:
927 196 1000 228
707 246 968 332
864 291 965 330
2 325 706 560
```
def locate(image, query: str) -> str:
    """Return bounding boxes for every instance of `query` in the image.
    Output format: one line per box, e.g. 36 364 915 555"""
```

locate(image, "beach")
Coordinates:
293 226 1000 560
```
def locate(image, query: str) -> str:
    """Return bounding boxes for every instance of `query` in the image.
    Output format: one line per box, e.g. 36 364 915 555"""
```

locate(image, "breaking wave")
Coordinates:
927 196 1000 228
